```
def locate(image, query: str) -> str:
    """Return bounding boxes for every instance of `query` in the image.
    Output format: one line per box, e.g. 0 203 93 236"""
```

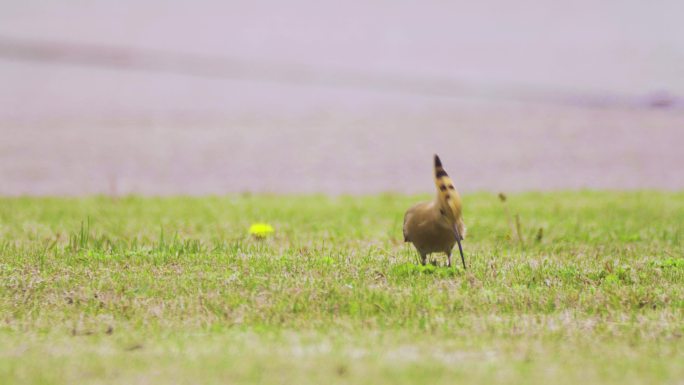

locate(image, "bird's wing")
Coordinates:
402 211 411 242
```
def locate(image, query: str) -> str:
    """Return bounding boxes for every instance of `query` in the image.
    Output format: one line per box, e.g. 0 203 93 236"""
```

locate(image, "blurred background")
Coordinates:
1 0 683 195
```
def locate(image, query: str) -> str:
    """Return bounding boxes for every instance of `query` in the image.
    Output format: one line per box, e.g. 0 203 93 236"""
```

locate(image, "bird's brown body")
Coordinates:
403 155 467 268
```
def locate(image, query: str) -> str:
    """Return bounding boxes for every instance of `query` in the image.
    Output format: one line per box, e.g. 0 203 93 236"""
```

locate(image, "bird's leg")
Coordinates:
446 251 452 267
420 253 427 266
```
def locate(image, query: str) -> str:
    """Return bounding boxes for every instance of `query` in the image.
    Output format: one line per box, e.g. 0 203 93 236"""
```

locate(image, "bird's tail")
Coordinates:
434 154 466 239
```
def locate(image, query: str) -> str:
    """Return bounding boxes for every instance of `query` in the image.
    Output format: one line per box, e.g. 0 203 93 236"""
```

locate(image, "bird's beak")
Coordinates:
453 225 466 270
455 237 466 270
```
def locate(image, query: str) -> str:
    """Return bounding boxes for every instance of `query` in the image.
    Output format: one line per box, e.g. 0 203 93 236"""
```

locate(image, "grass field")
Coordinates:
1 192 683 384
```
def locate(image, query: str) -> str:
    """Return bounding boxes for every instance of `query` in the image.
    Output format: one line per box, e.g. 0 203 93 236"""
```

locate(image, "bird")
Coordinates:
403 155 467 268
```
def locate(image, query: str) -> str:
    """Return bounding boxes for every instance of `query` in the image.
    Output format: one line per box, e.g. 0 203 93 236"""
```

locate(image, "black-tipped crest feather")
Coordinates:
433 154 462 220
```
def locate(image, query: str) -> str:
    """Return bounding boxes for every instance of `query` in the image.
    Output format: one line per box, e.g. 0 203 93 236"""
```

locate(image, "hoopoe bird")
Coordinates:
403 155 467 268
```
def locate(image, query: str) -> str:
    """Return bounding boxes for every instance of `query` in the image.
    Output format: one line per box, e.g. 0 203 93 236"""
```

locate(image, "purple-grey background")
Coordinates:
1 0 683 195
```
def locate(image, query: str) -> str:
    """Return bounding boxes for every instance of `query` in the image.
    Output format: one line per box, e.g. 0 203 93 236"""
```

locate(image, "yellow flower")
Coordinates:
249 223 274 238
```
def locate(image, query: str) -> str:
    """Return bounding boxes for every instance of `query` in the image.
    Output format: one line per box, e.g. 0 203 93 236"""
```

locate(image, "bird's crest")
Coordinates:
433 154 463 223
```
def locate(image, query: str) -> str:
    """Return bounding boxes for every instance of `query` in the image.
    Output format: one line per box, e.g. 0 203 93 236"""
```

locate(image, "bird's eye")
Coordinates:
440 209 446 216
